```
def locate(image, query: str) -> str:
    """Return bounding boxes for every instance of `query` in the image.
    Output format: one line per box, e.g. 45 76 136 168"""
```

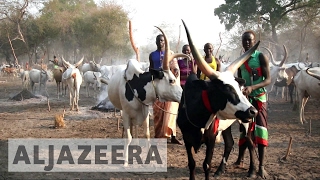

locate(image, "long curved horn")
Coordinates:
278 45 288 67
61 56 72 68
226 41 260 74
181 19 219 79
154 26 170 70
262 45 287 67
306 68 320 81
75 56 84 68
261 47 277 66
129 20 140 62
99 58 102 64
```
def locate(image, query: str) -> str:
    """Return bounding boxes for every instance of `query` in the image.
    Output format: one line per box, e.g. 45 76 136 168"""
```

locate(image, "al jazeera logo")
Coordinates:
8 138 167 172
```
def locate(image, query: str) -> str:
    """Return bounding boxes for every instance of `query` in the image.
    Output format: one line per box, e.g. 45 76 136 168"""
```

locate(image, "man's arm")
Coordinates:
149 53 154 69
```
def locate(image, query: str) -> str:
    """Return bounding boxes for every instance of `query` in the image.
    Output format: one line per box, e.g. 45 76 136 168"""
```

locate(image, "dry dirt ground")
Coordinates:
0 76 320 180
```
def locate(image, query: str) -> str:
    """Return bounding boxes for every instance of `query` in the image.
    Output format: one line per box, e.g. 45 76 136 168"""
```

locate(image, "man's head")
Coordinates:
242 30 256 52
204 43 214 56
182 44 191 55
156 34 165 50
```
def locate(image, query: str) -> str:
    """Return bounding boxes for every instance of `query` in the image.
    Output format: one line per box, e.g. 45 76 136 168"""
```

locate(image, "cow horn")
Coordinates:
99 58 103 64
181 19 219 79
75 56 84 68
61 56 72 68
261 47 277 66
226 41 260 74
306 68 320 81
278 45 288 67
262 45 287 67
154 26 170 70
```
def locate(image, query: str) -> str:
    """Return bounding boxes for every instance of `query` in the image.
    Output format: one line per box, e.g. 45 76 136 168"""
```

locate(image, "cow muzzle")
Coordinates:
235 106 258 123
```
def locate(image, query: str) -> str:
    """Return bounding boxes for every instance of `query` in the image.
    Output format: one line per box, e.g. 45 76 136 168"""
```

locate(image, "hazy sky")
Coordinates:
103 0 226 48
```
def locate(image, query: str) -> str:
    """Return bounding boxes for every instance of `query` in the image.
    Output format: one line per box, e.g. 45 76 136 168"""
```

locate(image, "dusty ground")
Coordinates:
0 76 320 180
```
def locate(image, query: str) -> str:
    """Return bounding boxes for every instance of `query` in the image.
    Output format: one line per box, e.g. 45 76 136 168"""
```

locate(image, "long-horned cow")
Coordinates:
50 57 68 98
293 67 320 124
62 56 84 111
107 26 188 165
81 59 102 75
176 20 259 180
83 71 103 98
262 46 287 99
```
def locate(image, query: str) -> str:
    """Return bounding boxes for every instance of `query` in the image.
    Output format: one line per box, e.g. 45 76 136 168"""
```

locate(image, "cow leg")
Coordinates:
214 126 234 177
185 141 196 180
86 83 90 97
56 82 59 98
281 86 285 99
202 126 215 180
301 94 309 124
63 83 67 96
75 87 80 111
69 88 74 110
31 81 35 93
288 84 294 104
122 113 132 166
143 115 150 139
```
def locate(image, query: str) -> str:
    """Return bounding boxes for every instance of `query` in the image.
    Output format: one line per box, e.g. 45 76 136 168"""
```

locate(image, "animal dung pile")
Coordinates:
10 89 39 101
91 96 119 112
54 109 66 128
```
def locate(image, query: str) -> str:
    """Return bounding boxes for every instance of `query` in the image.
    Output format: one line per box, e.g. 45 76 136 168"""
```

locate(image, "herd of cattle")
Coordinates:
0 20 320 179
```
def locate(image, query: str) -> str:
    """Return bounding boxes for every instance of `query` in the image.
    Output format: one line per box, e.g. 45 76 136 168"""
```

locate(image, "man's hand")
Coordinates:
242 86 253 96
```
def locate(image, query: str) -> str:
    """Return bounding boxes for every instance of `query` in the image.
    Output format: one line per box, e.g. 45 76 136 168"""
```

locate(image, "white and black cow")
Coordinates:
177 20 259 180
107 26 189 165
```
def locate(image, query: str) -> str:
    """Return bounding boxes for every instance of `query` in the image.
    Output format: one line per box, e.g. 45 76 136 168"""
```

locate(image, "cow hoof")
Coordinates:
247 172 256 178
233 161 244 169
258 166 268 179
214 170 223 177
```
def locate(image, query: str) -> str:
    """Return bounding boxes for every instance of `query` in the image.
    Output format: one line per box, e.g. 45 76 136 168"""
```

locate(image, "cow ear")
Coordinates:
235 77 246 86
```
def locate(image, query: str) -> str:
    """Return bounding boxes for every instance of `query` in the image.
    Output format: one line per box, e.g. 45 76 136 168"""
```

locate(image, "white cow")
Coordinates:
81 59 102 75
293 67 320 124
20 70 30 90
29 69 53 94
83 71 103 98
262 46 288 96
107 27 188 165
62 56 84 111
100 65 112 79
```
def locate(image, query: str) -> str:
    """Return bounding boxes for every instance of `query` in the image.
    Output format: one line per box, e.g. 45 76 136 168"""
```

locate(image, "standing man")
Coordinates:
235 30 271 179
197 43 221 80
149 34 182 145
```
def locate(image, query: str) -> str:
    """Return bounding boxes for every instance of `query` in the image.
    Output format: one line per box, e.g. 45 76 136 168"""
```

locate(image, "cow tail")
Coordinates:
72 73 76 88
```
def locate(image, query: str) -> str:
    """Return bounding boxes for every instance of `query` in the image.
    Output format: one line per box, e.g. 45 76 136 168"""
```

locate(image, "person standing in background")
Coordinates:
197 43 221 79
178 44 197 89
149 34 182 145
